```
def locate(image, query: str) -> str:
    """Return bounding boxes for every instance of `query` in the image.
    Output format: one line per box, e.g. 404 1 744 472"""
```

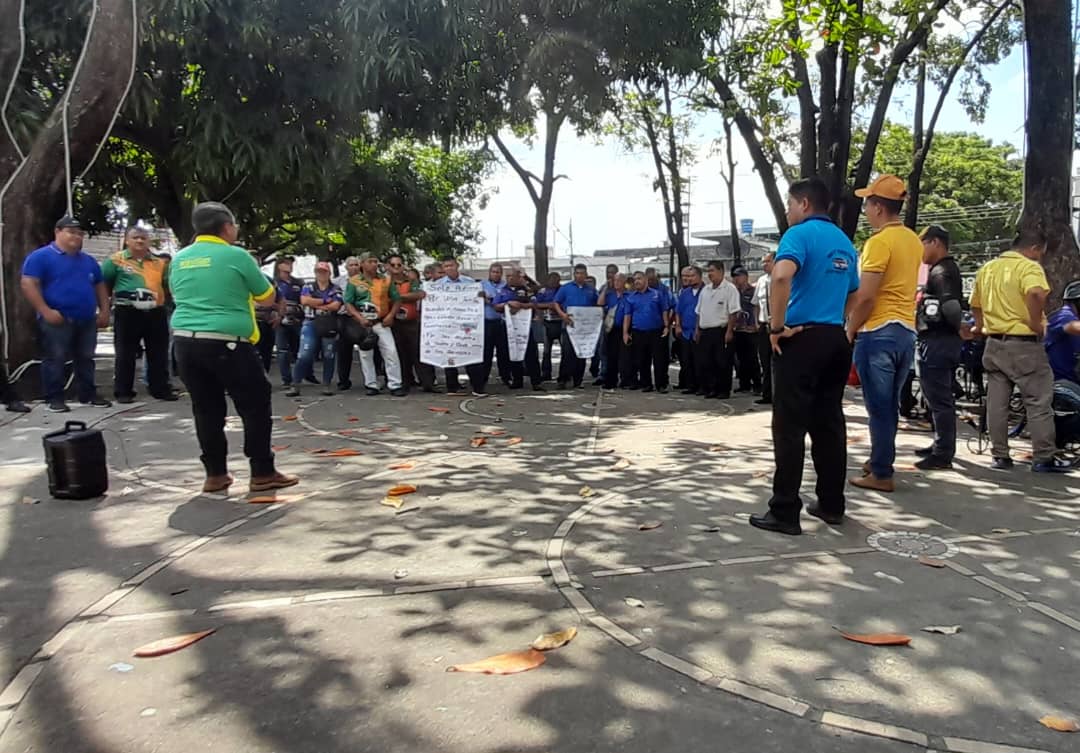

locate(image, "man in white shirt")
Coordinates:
694 260 741 399
752 253 775 405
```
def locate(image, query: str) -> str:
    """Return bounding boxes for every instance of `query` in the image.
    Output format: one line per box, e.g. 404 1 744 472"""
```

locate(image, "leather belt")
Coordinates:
987 334 1037 342
173 330 250 343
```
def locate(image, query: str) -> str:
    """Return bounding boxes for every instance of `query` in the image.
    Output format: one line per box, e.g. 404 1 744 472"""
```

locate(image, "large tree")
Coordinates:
0 0 138 367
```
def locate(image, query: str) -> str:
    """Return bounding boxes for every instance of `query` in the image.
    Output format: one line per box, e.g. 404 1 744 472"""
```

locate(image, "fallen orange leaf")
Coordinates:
429 407 450 413
638 521 663 531
447 648 546 675
282 415 298 422
506 437 523 446
338 429 357 436
323 449 363 458
388 462 416 471
271 444 290 451
918 556 946 568
348 417 359 422
752 470 769 479
387 484 417 497
134 629 216 658
470 437 487 447
836 629 911 646
248 496 279 504
485 429 507 436
531 627 578 651
1039 715 1079 732
373 427 391 433
305 448 328 455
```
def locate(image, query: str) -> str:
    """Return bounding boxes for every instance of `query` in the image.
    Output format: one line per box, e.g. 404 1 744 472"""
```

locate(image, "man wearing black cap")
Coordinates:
731 266 762 394
169 202 299 494
914 225 965 470
20 217 111 412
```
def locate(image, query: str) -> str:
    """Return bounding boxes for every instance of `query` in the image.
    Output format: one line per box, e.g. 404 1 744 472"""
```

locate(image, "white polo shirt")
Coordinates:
695 279 741 329
752 273 771 322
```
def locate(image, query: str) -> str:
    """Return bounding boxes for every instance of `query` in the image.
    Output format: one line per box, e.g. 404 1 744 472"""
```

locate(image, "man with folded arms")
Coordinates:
169 202 298 494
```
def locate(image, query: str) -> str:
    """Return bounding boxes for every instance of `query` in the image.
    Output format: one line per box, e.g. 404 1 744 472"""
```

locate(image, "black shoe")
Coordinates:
749 511 802 536
573 382 584 389
915 455 953 471
753 388 762 396
153 391 180 402
991 456 1014 471
704 392 718 399
471 389 489 398
46 401 71 413
508 383 523 390
658 386 669 394
338 382 352 391
915 446 935 458
806 504 844 525
285 386 300 397
625 384 640 390
754 397 772 405
390 388 407 397
365 387 381 396
5 400 31 413
680 388 696 395
532 384 545 391
116 395 136 404
642 386 655 393
592 379 604 386
82 397 112 408
422 386 442 394
557 381 568 389
734 387 752 394
304 375 320 385
717 393 731 399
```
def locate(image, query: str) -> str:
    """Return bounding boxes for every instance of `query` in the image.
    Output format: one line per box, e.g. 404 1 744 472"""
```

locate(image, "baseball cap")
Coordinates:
854 174 907 201
731 266 748 277
55 216 82 230
920 224 950 248
314 261 331 272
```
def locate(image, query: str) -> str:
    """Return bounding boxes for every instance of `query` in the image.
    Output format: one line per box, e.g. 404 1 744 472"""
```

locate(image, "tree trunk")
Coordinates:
723 117 741 265
0 0 137 367
908 51 927 229
1020 0 1080 309
663 81 690 271
789 26 817 178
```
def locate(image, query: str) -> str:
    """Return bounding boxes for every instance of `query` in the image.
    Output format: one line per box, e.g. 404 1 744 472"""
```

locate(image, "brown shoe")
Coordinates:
849 474 895 493
202 474 234 493
250 472 300 493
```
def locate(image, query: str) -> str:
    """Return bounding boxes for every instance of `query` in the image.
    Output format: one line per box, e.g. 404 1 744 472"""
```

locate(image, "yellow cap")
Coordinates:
855 174 907 200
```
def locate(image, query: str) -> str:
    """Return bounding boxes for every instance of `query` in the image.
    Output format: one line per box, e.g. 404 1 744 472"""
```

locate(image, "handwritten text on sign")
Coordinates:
566 306 604 359
420 283 484 368
504 307 532 362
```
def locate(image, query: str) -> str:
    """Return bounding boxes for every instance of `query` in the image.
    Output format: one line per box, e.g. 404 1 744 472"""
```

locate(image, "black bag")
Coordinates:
312 314 338 338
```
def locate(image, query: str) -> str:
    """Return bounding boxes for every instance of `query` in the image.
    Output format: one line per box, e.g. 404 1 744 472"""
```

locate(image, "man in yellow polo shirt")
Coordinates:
845 174 922 492
169 202 299 494
971 228 1069 473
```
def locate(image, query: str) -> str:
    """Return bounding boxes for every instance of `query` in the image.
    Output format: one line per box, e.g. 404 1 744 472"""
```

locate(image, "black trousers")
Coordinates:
444 363 486 393
676 338 698 390
508 335 542 387
254 322 274 372
336 319 360 388
113 306 172 399
483 318 511 387
1 363 19 404
734 330 761 391
769 326 851 522
697 328 732 396
393 318 434 390
174 337 275 478
541 320 561 381
630 328 669 389
918 334 962 461
558 326 587 386
757 324 773 401
602 328 624 388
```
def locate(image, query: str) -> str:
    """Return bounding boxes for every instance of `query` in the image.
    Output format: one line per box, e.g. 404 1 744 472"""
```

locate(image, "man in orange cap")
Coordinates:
845 174 923 492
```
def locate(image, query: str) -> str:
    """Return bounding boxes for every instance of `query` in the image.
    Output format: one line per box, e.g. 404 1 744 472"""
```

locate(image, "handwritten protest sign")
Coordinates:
566 306 605 359
421 283 484 368
504 307 532 362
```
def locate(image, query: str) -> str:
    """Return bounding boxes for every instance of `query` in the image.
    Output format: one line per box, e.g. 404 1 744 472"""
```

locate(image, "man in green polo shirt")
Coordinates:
103 226 178 404
169 201 299 494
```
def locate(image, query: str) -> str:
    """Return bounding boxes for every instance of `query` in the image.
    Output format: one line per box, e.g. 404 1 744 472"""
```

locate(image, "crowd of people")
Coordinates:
3 179 1078 503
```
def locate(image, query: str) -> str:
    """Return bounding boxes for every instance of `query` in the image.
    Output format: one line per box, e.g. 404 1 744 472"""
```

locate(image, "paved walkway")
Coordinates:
0 383 1077 752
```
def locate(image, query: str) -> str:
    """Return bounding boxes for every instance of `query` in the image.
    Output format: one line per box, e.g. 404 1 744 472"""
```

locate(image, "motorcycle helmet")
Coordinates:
1063 280 1080 303
357 328 379 351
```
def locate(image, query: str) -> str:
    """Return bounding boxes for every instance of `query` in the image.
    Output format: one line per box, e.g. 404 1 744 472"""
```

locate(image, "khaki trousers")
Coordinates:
982 338 1056 462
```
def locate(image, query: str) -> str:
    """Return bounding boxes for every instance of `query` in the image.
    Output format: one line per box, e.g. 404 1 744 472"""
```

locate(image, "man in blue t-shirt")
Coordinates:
674 266 703 393
1045 281 1080 384
553 263 599 388
748 178 860 537
20 216 111 412
622 271 672 392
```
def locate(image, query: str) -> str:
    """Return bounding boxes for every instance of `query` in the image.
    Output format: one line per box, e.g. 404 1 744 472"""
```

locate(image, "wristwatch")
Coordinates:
770 326 785 335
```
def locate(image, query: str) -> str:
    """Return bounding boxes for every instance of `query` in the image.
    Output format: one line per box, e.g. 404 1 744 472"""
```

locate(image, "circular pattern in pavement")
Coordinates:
866 531 957 560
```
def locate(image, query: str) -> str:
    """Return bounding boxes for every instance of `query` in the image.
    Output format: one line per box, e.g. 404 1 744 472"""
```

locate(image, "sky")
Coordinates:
474 48 1028 260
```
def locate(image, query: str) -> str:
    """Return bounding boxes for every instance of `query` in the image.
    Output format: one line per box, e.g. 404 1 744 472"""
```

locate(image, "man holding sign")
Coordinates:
494 267 544 391
421 258 488 396
553 263 600 389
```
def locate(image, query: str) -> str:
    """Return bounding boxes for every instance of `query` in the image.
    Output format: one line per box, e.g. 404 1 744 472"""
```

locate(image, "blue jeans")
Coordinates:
39 318 98 403
854 323 915 479
292 321 337 386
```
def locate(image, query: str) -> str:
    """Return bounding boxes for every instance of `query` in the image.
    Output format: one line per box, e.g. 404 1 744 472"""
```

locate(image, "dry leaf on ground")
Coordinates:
918 556 947 568
388 462 416 471
470 437 487 447
387 484 417 497
638 521 663 531
1039 716 1079 732
306 448 328 455
752 470 769 479
624 597 645 608
612 458 631 470
282 415 298 422
347 417 359 422
921 625 961 635
835 629 911 646
373 427 391 433
506 437 523 446
579 486 595 498
271 444 290 451
134 629 215 658
428 407 450 414
446 649 546 675
485 429 507 436
708 445 726 452
323 449 362 458
247 496 288 504
531 627 578 651
338 429 357 436
380 496 405 509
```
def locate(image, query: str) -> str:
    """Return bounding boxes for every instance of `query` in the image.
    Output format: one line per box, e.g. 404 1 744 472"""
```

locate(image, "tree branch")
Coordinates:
492 131 541 207
788 25 818 178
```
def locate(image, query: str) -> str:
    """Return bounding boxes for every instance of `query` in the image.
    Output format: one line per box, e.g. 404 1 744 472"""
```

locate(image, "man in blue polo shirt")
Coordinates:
481 262 511 388
623 271 671 393
20 216 111 412
553 263 599 388
748 177 859 536
675 266 703 393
